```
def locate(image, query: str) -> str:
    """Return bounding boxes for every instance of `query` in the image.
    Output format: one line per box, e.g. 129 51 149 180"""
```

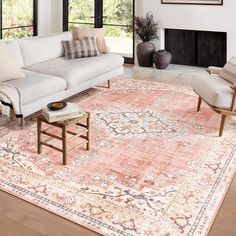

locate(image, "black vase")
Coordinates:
137 42 155 67
153 50 172 70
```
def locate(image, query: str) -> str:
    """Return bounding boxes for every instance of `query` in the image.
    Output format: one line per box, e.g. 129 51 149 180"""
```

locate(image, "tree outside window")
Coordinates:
0 0 37 40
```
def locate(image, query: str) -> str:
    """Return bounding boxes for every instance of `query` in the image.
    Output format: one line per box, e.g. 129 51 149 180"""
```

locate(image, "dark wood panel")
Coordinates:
165 29 227 67
197 31 227 67
165 29 196 65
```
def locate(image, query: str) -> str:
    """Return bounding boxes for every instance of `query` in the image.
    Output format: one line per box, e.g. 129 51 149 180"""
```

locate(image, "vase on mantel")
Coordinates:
137 42 156 67
153 50 172 70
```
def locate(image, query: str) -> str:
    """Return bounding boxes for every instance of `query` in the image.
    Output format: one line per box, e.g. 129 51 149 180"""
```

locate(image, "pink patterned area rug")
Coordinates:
0 78 236 236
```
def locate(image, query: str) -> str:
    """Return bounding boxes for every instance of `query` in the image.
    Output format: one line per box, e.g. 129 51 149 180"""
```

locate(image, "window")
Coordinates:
63 0 134 64
0 0 38 40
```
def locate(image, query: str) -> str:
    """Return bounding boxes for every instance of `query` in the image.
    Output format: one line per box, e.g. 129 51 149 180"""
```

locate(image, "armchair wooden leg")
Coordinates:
108 80 111 89
197 96 202 112
219 115 227 137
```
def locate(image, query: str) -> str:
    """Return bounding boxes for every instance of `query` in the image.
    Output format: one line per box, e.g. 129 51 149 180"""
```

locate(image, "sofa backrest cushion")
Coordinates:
219 57 236 84
6 40 25 68
18 32 72 67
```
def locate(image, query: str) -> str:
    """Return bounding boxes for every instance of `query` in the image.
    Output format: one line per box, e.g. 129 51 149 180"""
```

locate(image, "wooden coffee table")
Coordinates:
37 113 90 165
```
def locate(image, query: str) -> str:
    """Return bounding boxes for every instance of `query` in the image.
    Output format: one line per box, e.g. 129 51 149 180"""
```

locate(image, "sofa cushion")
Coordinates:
5 70 67 105
6 40 25 68
27 53 124 89
192 74 234 109
18 32 72 67
0 41 26 82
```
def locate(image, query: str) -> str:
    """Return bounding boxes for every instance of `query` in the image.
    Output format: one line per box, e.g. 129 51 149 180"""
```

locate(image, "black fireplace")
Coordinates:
165 29 227 67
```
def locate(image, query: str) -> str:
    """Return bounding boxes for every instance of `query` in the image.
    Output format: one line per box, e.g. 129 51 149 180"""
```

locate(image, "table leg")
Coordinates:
37 118 42 154
62 124 67 165
86 113 90 151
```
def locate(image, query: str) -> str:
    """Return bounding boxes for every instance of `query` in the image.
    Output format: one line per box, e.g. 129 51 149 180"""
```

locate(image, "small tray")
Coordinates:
47 102 67 111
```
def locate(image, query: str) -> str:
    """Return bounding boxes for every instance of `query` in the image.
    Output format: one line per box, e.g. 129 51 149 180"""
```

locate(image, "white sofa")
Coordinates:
1 32 124 121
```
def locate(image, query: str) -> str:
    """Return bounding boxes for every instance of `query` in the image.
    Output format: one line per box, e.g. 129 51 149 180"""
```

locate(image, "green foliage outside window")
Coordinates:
1 0 34 40
68 0 133 38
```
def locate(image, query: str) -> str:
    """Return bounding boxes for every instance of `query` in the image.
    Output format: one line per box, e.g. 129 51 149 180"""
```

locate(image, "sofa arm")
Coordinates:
206 66 223 75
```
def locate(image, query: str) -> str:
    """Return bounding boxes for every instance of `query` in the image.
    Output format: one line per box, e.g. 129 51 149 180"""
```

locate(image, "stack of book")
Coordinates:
42 103 86 123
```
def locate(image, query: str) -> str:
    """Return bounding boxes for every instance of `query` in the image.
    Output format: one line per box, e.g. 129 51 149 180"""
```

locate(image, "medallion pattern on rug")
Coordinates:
95 110 180 137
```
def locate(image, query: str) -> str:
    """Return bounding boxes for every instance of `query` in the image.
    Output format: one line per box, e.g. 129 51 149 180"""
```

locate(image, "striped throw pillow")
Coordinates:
62 37 98 60
219 57 236 84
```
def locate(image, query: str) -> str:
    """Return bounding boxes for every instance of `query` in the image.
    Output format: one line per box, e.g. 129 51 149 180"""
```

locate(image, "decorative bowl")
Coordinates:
47 102 67 111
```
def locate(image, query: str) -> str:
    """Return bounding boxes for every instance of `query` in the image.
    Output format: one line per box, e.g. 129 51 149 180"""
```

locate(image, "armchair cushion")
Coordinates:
219 57 236 84
192 74 234 110
207 66 222 75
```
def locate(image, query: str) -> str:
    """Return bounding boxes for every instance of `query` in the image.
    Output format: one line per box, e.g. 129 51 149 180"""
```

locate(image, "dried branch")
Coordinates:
134 12 159 42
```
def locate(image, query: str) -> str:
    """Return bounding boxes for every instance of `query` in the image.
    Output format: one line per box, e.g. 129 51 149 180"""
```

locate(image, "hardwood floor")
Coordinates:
208 173 236 236
0 174 236 236
0 191 101 236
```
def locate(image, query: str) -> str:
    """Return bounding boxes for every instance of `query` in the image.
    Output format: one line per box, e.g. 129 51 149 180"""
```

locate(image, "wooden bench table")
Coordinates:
37 113 90 165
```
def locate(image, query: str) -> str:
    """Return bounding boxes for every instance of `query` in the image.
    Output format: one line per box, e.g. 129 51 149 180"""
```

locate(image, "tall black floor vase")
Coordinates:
137 42 155 67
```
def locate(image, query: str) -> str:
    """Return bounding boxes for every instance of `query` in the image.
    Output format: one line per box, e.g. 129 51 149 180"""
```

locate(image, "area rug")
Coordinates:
1 78 236 236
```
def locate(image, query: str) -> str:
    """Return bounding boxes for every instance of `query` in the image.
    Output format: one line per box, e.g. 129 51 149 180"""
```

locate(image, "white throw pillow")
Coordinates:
219 57 236 84
0 41 25 82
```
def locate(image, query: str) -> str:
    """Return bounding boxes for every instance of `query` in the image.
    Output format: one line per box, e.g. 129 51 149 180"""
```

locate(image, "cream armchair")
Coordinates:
192 66 236 137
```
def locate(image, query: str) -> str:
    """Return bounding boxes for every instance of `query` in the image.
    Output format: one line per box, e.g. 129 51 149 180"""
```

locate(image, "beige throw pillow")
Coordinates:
0 41 25 82
72 27 108 54
219 57 236 84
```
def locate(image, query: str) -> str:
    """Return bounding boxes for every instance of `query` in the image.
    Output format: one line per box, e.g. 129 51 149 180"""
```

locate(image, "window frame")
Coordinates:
62 0 135 64
0 0 38 39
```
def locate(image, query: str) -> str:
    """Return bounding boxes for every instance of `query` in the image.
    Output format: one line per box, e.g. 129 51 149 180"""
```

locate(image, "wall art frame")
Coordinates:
161 0 223 5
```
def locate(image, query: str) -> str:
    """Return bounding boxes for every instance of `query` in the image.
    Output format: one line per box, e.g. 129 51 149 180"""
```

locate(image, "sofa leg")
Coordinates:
197 96 202 112
219 115 227 137
108 80 111 89
20 117 25 130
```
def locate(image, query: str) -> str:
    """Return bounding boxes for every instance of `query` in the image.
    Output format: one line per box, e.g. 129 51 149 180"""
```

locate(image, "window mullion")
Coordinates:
33 0 38 36
63 0 69 31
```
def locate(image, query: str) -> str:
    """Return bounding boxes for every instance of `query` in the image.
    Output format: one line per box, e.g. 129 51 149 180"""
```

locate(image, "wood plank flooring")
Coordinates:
208 173 236 236
0 191 101 236
0 174 236 236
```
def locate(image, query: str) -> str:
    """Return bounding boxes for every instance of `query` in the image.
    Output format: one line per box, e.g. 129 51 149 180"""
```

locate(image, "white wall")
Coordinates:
37 0 63 35
141 0 236 59
51 0 63 33
38 0 51 35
